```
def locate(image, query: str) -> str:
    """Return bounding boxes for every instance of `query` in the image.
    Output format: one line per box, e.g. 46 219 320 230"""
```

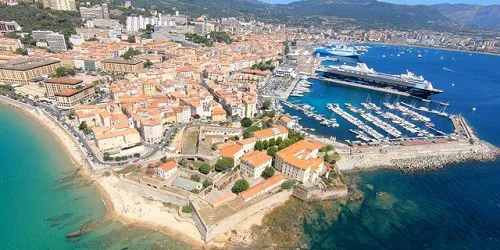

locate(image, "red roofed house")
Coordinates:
158 159 178 179
279 115 295 129
252 125 288 142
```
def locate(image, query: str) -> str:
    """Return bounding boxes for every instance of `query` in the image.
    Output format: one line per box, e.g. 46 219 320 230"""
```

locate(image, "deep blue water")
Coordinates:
300 44 500 249
290 44 500 146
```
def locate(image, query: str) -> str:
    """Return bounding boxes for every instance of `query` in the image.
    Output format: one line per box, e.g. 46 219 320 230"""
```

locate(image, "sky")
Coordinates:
262 0 499 5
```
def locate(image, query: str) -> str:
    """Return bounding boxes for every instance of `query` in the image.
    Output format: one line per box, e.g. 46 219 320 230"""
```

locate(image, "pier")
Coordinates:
312 75 411 97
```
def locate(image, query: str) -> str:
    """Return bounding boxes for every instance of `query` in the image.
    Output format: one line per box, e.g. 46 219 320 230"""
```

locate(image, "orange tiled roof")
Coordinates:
252 125 288 140
241 150 272 168
220 144 243 158
239 174 284 200
159 159 177 172
276 140 324 171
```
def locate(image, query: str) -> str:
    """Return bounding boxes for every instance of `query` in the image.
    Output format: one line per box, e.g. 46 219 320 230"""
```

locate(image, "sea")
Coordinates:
0 44 499 249
0 106 190 249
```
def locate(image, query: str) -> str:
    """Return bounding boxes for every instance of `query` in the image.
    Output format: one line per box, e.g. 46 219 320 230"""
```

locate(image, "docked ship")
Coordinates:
315 45 360 58
323 63 443 98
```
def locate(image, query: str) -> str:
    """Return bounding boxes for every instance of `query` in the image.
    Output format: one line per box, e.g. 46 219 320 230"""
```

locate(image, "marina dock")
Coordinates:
312 75 411 96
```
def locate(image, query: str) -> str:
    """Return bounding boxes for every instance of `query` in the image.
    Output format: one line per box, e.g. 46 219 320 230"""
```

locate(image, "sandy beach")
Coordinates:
0 97 212 248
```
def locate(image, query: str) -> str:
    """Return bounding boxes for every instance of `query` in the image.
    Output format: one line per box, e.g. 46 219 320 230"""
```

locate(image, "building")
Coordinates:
240 150 273 179
126 15 159 32
274 140 325 183
279 115 295 129
157 159 178 179
0 38 23 52
210 107 226 121
140 117 163 144
243 97 257 118
238 174 285 201
44 78 84 99
43 0 76 11
0 21 21 35
79 4 109 20
32 30 55 41
0 58 60 84
252 125 288 142
54 84 95 108
92 127 141 152
101 58 144 73
219 143 244 166
46 33 67 51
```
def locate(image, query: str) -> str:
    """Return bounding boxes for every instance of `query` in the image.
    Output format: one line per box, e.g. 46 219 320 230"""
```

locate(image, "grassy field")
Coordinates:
181 127 199 154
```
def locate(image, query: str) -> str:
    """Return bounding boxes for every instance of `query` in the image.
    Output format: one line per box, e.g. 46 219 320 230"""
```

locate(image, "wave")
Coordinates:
442 67 456 73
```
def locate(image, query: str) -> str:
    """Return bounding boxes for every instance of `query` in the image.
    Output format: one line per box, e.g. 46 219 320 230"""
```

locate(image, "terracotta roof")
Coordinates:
276 140 324 171
237 137 257 146
241 68 268 76
211 107 226 116
252 125 288 140
159 159 177 172
239 174 284 200
219 144 243 158
46 78 83 85
280 115 292 123
241 150 272 168
54 85 94 97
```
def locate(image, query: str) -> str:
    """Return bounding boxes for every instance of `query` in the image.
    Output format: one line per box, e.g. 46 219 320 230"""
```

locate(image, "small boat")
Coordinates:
418 54 422 58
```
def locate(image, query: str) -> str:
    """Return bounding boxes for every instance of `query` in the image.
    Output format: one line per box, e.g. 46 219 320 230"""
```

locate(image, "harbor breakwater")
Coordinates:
337 140 499 173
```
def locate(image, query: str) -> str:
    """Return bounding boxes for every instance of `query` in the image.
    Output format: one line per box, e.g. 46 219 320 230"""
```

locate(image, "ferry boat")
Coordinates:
315 45 360 58
323 62 443 98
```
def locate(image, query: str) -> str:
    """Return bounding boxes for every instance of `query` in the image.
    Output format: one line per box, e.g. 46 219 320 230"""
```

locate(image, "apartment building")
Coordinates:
0 58 60 84
54 85 95 108
101 58 144 73
44 78 83 99
210 107 226 121
274 140 325 183
79 4 109 20
0 38 23 52
42 0 76 11
240 150 273 180
140 117 163 144
92 127 141 152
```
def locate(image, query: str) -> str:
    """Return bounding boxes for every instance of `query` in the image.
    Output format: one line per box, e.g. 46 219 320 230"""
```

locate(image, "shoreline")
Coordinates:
0 97 208 248
366 42 500 57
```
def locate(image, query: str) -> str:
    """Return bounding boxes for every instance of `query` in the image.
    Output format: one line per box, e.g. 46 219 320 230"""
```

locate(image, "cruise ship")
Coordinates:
323 63 443 98
315 45 360 58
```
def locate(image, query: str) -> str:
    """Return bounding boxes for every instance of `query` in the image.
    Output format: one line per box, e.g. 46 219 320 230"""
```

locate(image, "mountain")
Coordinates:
126 0 451 29
432 4 500 30
264 0 450 29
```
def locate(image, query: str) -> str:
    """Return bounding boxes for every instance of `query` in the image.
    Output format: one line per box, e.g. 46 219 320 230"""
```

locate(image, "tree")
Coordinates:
262 140 269 150
267 146 278 157
127 35 136 43
276 137 283 145
51 66 76 77
182 206 192 213
190 175 201 182
202 179 212 189
261 167 275 179
278 142 287 150
232 179 249 194
263 100 272 109
160 156 168 163
198 163 211 175
121 47 141 60
215 157 234 172
143 59 153 68
281 181 294 190
254 141 263 150
78 121 88 131
240 117 252 127
133 153 140 157
269 138 276 147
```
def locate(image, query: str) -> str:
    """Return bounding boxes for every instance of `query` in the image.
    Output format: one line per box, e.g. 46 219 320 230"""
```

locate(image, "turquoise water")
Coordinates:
298 45 500 249
0 105 190 249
